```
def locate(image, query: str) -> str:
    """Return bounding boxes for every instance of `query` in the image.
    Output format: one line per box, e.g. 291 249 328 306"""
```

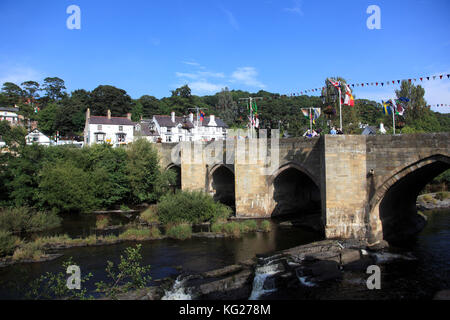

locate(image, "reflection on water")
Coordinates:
0 220 322 299
1 209 448 300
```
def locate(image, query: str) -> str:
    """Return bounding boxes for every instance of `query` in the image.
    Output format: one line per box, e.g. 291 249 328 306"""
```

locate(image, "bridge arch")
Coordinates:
208 164 235 209
369 154 450 245
268 162 322 231
165 163 181 190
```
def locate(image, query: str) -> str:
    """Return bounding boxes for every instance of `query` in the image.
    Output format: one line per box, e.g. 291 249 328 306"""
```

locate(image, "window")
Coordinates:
167 136 172 142
119 126 123 131
97 125 102 131
96 133 105 142
116 133 126 143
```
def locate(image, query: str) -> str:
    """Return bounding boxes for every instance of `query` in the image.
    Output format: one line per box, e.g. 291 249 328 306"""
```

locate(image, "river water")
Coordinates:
0 209 448 300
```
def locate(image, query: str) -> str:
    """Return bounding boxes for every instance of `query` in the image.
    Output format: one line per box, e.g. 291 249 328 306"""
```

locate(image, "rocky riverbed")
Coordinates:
113 238 413 300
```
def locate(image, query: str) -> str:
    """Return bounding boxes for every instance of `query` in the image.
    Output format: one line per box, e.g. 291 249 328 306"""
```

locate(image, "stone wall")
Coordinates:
154 133 450 242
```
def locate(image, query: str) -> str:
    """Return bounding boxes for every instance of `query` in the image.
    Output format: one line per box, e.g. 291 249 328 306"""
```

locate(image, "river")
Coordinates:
0 209 448 300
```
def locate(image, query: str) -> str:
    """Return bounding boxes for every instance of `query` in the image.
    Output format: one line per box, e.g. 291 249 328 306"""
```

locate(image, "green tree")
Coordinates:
395 80 427 121
42 77 67 101
21 81 40 100
38 103 59 135
216 87 238 126
90 85 133 117
126 139 172 203
1 82 23 105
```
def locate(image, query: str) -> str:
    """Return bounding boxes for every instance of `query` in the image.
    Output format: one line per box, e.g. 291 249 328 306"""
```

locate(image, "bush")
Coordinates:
140 206 159 225
0 230 19 257
222 222 241 238
127 139 171 203
12 241 44 261
37 161 101 213
96 215 110 230
119 226 161 241
0 207 61 233
260 220 271 232
435 191 449 201
239 220 258 233
165 223 192 240
158 190 232 225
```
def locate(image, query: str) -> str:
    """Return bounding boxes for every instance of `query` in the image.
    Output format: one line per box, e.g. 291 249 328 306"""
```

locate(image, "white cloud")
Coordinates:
284 0 304 16
221 8 239 30
175 72 199 79
182 61 201 67
189 81 225 93
175 64 265 94
0 65 44 86
230 67 266 88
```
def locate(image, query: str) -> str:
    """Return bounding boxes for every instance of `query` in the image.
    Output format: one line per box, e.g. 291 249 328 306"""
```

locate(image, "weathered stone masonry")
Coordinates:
155 133 450 242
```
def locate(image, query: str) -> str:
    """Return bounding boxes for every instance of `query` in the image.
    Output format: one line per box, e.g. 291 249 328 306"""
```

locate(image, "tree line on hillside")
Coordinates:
1 77 449 139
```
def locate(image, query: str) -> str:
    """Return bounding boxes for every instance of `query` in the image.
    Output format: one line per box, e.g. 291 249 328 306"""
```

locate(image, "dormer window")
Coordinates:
97 125 102 131
119 126 123 132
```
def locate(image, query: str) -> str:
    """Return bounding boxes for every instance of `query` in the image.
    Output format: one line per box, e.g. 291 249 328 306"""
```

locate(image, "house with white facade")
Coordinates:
26 129 51 146
0 106 23 126
138 112 228 143
84 108 135 147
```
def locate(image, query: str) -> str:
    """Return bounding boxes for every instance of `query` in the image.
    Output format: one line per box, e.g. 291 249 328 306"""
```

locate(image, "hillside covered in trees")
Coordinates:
1 77 449 139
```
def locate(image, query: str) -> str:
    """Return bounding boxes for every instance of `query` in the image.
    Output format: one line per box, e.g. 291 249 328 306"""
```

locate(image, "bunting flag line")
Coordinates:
284 73 450 101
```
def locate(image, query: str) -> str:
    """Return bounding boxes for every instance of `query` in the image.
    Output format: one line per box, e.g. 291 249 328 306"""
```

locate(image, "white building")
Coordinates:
26 129 51 146
136 112 228 143
0 106 22 126
84 108 135 147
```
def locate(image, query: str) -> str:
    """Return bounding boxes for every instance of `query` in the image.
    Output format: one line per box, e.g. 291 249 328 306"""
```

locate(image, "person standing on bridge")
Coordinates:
330 127 337 135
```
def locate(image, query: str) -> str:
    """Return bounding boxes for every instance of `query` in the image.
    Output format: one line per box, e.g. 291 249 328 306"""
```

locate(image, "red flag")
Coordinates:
392 81 395 84
420 78 423 81
440 75 443 79
408 79 412 82
376 82 378 86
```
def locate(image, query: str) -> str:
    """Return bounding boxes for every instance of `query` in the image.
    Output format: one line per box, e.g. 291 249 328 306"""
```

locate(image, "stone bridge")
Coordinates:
154 133 450 244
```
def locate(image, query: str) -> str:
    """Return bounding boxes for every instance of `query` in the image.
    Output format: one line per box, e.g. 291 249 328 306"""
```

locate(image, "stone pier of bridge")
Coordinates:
154 133 450 243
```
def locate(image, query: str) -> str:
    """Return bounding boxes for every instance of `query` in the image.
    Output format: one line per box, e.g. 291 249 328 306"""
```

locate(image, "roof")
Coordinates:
153 115 194 129
202 116 229 128
89 116 135 126
0 107 19 113
362 126 377 135
153 115 228 128
136 121 159 136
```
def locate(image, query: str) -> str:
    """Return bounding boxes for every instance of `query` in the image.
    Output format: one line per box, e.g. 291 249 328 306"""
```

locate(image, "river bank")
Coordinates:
417 192 450 211
117 208 450 301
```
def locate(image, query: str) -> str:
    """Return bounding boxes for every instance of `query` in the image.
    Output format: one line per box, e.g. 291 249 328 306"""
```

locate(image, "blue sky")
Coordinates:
0 0 449 112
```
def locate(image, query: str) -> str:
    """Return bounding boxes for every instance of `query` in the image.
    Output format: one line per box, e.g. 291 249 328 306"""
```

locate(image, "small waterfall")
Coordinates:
249 261 282 300
161 276 192 300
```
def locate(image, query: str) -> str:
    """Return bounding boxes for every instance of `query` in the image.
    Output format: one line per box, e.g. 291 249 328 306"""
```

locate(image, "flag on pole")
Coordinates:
343 84 355 106
313 108 321 124
301 109 309 118
382 100 392 115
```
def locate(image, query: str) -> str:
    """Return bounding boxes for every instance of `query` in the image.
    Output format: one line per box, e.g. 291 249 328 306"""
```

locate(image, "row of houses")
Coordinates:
83 108 229 147
1 105 230 148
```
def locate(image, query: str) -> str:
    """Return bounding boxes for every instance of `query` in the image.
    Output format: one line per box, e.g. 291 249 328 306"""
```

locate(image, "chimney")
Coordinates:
171 111 175 123
189 112 194 122
140 115 143 121
209 114 217 126
126 113 132 120
86 108 90 120
107 109 111 119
